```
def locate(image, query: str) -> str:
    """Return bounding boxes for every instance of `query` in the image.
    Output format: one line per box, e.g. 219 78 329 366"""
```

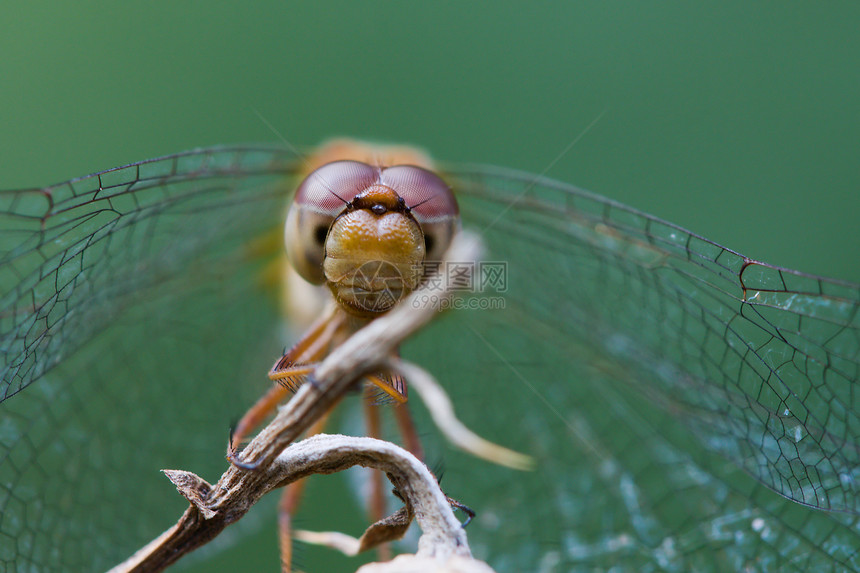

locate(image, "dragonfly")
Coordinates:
0 139 858 572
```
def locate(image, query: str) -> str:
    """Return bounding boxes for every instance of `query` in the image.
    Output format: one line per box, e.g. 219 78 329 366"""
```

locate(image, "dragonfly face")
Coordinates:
0 142 858 572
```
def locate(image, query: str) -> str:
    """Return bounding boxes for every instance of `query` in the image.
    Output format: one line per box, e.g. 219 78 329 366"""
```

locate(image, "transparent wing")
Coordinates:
0 146 298 399
2 148 859 572
0 147 301 571
402 164 859 571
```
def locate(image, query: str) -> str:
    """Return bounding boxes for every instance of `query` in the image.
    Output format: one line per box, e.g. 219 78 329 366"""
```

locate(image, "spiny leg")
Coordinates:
360 370 414 562
230 364 316 451
269 306 344 382
362 372 408 405
230 308 345 454
362 370 409 540
364 370 422 459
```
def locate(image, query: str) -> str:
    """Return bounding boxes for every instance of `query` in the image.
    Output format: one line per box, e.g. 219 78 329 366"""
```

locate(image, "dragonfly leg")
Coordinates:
278 480 306 573
365 366 422 459
361 369 424 561
363 398 392 562
230 364 315 453
278 411 331 573
393 401 423 460
363 372 408 404
230 309 345 456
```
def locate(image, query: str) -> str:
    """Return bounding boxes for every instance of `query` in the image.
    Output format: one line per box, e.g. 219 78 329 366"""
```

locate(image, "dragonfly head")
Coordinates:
285 159 460 316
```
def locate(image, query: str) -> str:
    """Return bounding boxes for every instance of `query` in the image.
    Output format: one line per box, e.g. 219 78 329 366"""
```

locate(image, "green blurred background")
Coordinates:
2 2 858 571
3 2 858 284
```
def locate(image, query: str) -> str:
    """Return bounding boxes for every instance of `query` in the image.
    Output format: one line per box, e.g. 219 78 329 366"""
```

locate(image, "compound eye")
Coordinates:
381 165 460 262
284 161 378 284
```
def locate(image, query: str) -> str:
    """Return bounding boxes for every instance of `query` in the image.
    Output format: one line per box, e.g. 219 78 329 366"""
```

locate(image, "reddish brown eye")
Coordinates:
294 161 379 215
380 165 459 221
381 165 460 262
285 161 381 284
284 162 363 284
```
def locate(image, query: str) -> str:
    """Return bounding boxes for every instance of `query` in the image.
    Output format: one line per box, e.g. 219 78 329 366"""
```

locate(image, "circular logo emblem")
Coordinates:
347 260 407 313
